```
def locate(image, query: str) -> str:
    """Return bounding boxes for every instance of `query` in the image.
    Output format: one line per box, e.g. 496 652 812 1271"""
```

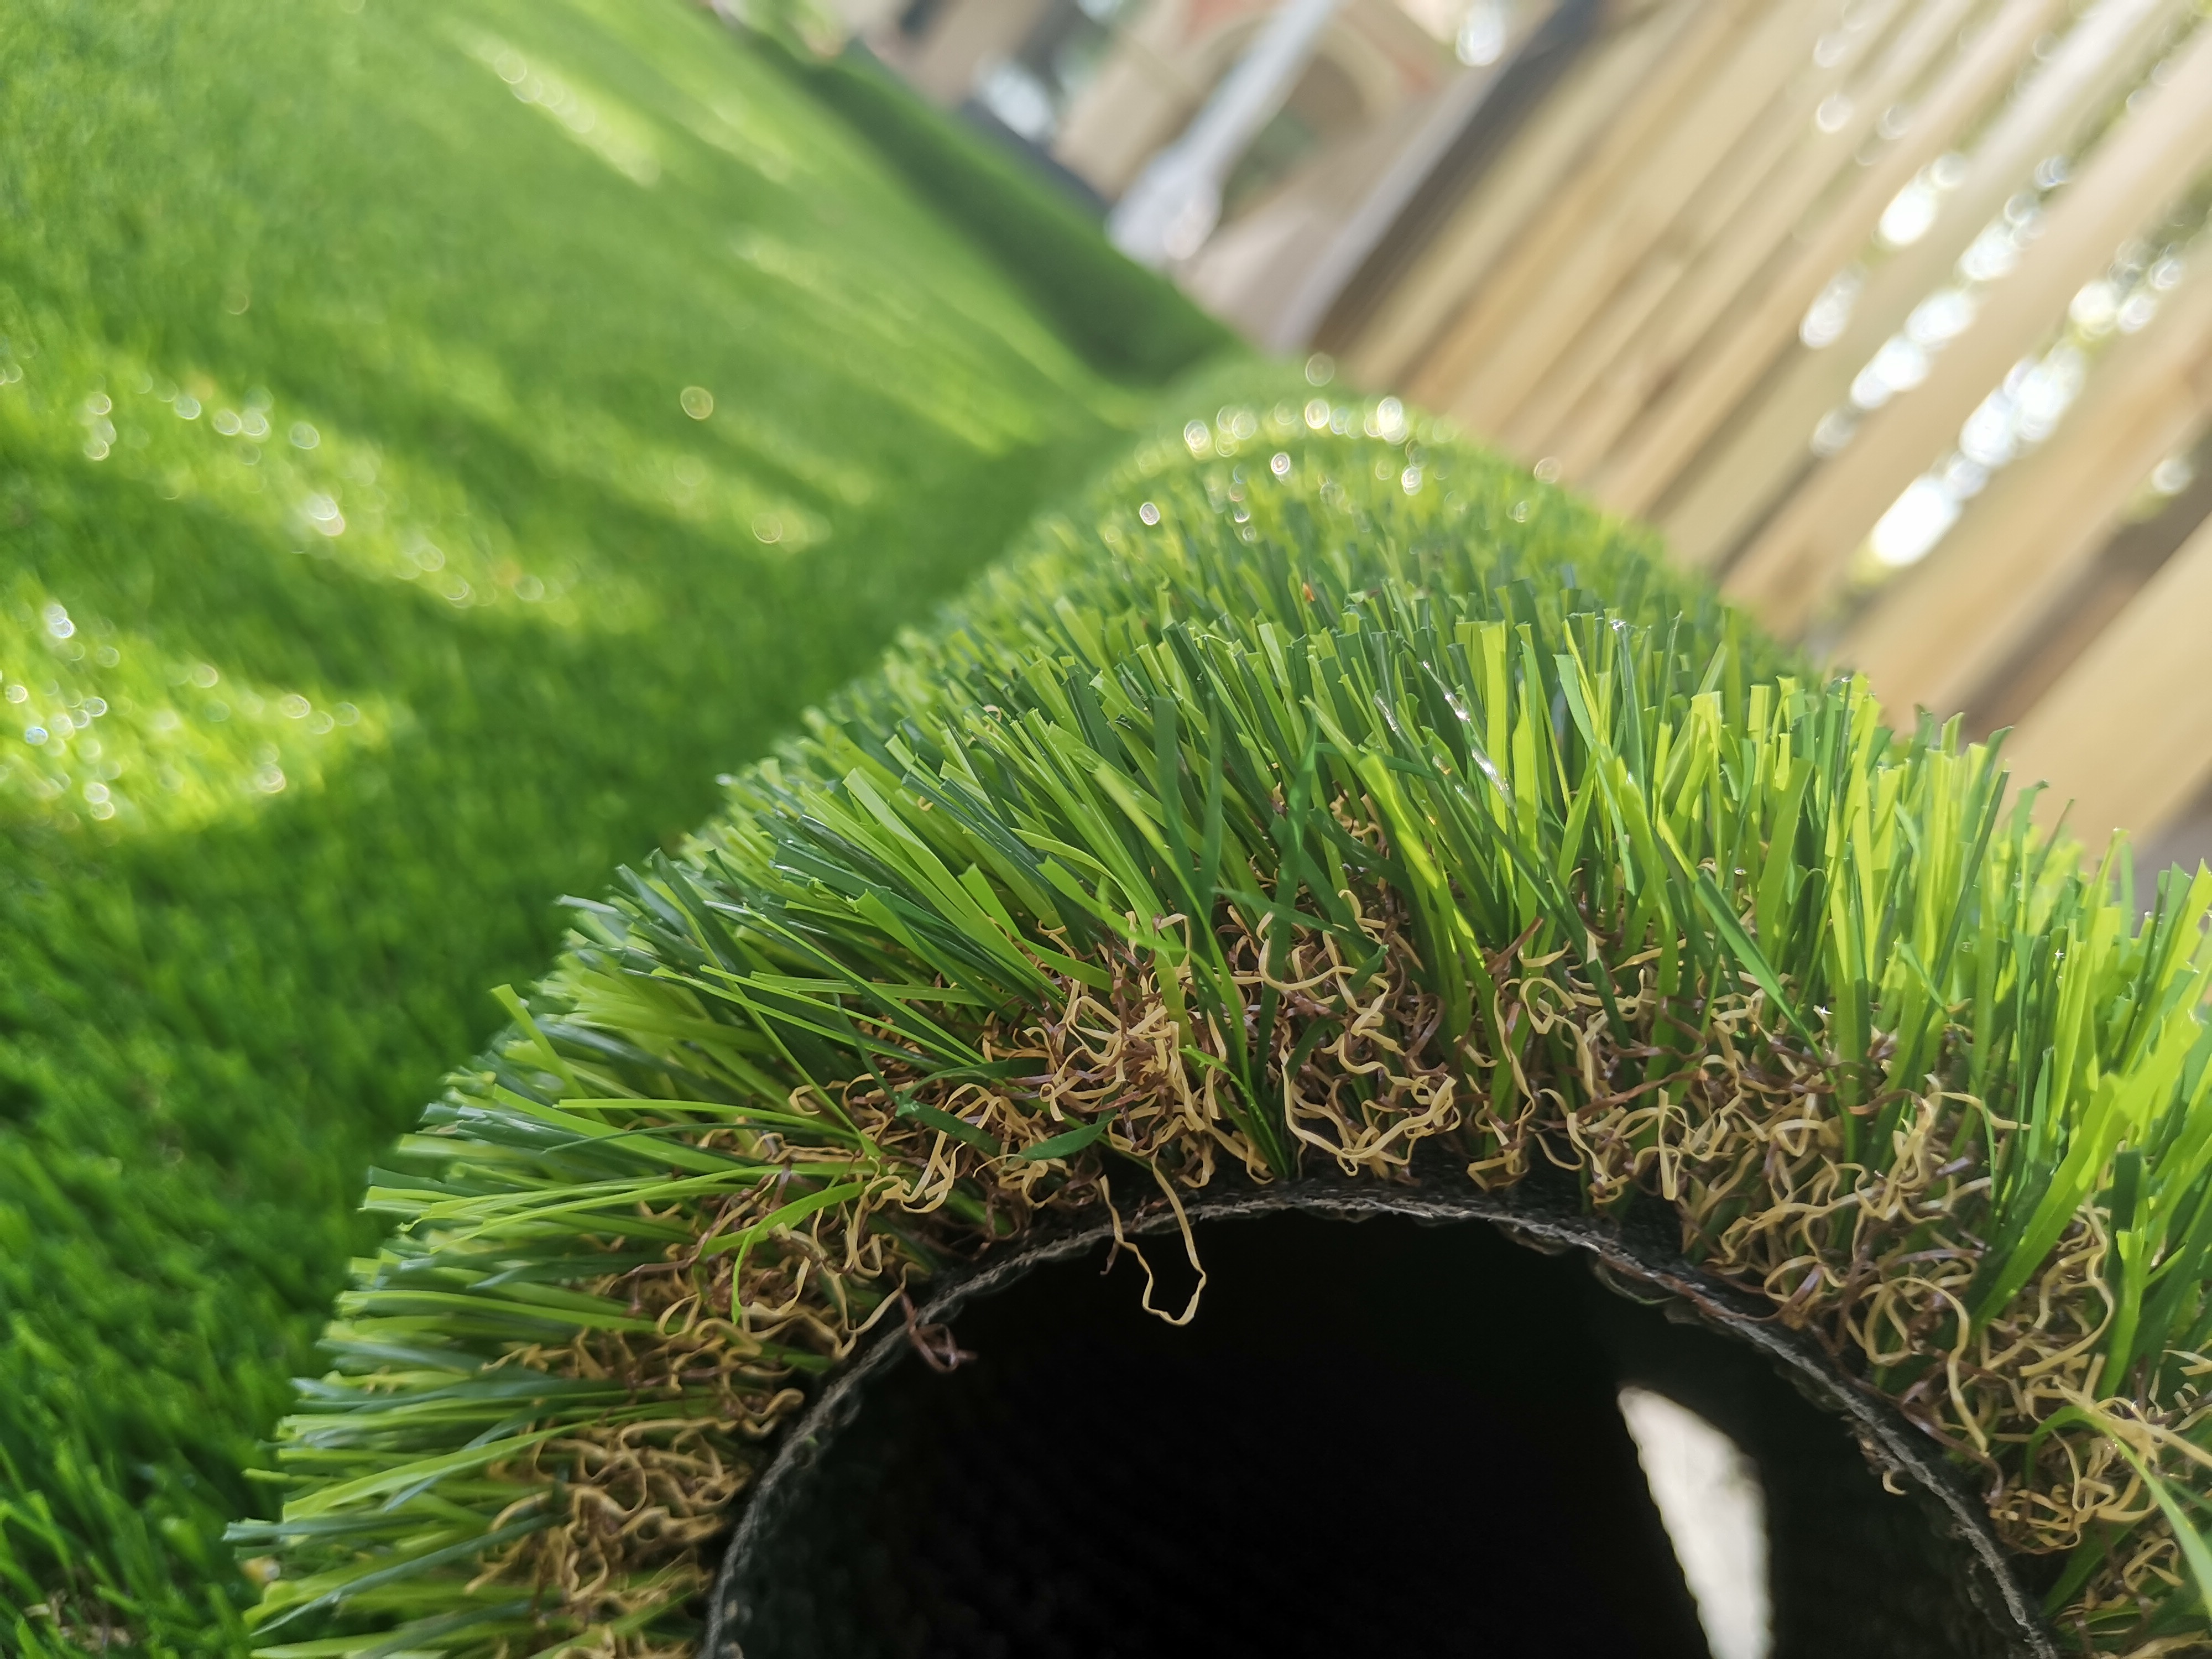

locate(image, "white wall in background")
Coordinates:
1619 1386 1772 1659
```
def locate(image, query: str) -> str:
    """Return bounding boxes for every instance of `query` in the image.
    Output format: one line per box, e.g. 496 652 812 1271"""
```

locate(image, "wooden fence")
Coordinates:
1331 0 2212 862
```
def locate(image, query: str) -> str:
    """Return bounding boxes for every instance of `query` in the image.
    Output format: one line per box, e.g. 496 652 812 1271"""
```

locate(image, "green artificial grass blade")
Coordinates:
237 379 2212 1657
0 0 1230 1650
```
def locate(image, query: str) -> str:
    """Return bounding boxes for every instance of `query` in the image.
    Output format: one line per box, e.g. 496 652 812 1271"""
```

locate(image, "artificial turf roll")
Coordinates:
245 384 2212 1658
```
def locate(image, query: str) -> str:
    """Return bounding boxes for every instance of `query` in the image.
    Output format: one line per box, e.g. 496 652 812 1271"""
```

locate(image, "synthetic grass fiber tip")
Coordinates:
246 384 2212 1658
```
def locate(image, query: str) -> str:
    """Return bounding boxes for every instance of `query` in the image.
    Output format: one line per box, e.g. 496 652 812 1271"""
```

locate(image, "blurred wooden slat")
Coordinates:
1843 257 2212 717
1401 0 1773 423
1500 247 1690 457
1342 0 1699 390
1532 0 1975 479
1490 0 1910 461
1585 0 2062 514
1657 0 2189 568
1723 22 2212 633
2002 509 2212 848
904 0 1050 104
1423 0 1827 440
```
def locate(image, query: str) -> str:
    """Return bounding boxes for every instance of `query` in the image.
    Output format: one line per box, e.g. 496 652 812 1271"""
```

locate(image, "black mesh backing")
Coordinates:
721 1213 2026 1658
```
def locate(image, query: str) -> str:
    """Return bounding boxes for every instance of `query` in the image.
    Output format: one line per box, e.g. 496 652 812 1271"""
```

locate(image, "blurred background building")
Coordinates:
823 0 2212 873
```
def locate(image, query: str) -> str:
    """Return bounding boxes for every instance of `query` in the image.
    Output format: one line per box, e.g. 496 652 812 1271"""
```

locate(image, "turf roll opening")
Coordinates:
714 1202 2033 1659
246 388 2212 1658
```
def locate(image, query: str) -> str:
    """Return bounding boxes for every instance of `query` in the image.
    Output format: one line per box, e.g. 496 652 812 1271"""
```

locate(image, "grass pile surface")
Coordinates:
0 0 1224 1649
252 380 2212 1658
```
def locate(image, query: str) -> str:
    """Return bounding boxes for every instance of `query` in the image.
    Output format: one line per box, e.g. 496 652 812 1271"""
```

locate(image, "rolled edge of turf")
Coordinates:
239 380 2212 1658
705 1180 2058 1659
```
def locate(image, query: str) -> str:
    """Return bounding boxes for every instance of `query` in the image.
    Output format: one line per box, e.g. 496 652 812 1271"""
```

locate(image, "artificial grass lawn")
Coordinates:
0 0 1225 1648
257 384 2212 1657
